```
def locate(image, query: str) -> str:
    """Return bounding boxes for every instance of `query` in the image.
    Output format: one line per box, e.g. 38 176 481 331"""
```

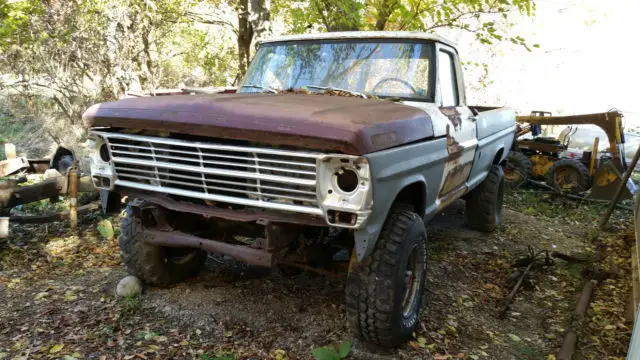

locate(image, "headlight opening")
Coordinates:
335 167 359 193
99 143 111 162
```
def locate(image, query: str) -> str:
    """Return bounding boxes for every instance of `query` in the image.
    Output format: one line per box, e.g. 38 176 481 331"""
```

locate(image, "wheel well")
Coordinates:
493 148 505 165
392 182 427 216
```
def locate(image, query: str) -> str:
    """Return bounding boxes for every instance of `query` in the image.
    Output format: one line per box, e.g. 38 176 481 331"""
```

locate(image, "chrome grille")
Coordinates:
95 132 324 215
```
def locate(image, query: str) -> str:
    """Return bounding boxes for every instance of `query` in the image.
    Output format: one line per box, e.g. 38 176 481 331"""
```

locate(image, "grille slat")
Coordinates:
111 149 317 177
111 144 317 168
116 166 318 196
115 173 317 203
96 132 323 215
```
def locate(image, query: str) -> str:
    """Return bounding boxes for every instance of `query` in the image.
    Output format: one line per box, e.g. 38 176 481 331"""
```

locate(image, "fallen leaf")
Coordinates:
508 334 521 342
34 292 49 301
417 336 427 347
63 291 78 301
49 343 64 354
97 219 114 240
273 348 287 360
338 341 351 358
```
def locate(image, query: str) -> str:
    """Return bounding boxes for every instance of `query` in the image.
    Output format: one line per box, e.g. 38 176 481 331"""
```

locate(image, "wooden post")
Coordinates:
69 168 78 230
599 145 640 229
589 137 599 176
4 143 16 160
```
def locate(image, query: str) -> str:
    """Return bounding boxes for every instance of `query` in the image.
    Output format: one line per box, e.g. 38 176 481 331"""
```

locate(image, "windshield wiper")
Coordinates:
240 84 278 93
304 85 368 99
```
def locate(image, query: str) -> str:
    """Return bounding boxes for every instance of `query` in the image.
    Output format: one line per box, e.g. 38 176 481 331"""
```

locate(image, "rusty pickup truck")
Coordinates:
83 31 516 347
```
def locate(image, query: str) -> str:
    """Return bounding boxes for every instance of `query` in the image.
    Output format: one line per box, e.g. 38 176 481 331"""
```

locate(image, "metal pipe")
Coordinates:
278 260 346 278
144 229 272 267
557 280 597 360
599 144 640 229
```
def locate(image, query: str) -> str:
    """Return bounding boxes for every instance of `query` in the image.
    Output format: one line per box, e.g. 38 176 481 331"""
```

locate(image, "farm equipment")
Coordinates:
0 144 97 233
505 110 636 200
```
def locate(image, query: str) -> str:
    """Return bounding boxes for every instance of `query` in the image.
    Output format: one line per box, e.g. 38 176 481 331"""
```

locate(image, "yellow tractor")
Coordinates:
505 111 635 200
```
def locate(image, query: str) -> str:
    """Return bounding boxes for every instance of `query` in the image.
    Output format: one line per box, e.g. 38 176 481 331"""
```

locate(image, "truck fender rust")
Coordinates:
353 175 427 262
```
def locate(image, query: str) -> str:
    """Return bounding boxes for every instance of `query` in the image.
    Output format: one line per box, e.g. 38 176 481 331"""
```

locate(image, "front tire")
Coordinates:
346 210 427 347
118 201 207 287
466 165 505 232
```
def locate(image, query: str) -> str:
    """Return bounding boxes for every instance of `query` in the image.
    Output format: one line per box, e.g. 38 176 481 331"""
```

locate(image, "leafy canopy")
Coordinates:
275 0 537 49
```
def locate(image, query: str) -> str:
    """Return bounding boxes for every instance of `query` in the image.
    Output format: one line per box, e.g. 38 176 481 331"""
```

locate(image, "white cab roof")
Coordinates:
260 31 456 49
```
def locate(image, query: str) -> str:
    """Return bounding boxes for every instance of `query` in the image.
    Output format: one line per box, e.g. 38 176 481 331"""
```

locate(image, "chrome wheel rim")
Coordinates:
402 244 423 317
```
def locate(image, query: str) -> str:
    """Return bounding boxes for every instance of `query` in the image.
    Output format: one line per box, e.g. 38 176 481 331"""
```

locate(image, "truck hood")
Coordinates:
82 93 434 155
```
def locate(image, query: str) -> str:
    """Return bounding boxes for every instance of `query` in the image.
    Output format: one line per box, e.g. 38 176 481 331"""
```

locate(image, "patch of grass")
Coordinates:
118 295 142 319
511 344 546 360
558 262 584 279
505 189 606 224
136 330 160 341
100 324 115 340
312 341 351 360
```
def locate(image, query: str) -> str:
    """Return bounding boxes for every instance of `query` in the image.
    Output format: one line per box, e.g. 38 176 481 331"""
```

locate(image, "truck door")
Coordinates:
434 45 477 200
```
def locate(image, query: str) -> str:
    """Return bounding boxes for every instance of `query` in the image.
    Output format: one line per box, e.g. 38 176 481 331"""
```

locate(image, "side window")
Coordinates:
438 51 459 107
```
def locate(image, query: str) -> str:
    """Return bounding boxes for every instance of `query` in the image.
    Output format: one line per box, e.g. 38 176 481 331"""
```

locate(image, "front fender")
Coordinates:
353 138 448 261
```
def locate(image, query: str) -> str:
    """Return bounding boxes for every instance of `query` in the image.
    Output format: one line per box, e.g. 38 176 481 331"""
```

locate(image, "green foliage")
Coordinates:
118 295 142 319
505 190 606 223
96 219 114 241
0 0 239 146
1 0 537 153
512 344 546 360
311 341 351 360
136 330 160 341
276 0 537 50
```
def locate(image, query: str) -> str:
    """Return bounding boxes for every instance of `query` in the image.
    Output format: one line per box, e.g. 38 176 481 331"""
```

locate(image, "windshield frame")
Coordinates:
239 38 437 103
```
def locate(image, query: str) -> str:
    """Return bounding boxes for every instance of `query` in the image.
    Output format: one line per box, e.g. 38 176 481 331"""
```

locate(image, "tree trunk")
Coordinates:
249 0 271 43
236 0 253 76
374 0 399 30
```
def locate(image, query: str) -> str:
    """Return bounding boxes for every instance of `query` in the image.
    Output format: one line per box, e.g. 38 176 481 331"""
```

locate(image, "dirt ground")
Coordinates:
0 193 633 359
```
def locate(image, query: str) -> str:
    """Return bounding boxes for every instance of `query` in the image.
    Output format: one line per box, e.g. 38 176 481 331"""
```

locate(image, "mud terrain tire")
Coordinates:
466 165 504 232
505 151 533 187
346 210 427 347
119 201 207 286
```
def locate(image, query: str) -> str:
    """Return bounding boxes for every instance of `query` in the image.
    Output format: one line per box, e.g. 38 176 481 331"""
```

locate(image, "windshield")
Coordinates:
238 40 435 101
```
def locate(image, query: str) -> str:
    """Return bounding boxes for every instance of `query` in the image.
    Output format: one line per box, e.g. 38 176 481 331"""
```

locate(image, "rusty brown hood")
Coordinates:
82 93 433 155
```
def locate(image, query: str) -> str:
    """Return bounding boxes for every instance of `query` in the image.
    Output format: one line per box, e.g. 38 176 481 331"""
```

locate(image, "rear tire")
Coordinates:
505 151 533 187
118 201 207 286
466 165 504 232
346 210 427 347
545 158 590 193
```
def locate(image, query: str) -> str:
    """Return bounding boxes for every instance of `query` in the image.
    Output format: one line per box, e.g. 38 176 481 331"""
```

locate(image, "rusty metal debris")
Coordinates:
144 229 273 267
0 143 97 233
557 279 598 360
122 189 327 226
499 246 553 318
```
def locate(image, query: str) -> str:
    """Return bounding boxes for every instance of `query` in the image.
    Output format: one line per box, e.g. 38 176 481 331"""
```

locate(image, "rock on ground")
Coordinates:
116 275 142 297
